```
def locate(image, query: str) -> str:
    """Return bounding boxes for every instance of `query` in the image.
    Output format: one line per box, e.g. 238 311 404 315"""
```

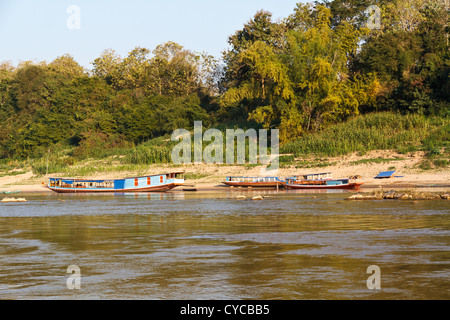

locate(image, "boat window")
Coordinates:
176 173 184 179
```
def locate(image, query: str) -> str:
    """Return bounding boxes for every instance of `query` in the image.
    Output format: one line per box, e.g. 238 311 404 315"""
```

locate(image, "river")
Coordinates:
0 189 449 300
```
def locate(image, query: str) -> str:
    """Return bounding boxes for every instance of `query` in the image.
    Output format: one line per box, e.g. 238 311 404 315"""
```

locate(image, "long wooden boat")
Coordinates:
45 172 185 193
222 176 285 188
285 172 363 190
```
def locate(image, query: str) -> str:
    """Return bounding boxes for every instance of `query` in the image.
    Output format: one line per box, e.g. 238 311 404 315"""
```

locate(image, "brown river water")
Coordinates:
0 189 449 300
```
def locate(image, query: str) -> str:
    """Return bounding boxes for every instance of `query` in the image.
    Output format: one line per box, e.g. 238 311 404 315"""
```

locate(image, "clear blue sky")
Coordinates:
0 0 304 69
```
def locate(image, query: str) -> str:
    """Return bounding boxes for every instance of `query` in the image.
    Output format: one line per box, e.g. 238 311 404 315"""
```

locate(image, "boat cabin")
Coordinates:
225 176 282 183
287 172 333 182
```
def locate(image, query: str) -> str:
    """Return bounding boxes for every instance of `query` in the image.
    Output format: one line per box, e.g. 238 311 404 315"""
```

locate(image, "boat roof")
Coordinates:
287 172 332 177
226 176 280 178
49 178 113 182
303 172 332 176
123 172 185 179
286 172 333 179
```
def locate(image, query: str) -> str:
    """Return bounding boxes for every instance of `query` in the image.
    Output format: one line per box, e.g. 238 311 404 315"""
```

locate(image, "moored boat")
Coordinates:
182 185 198 192
1 190 21 194
45 172 185 193
285 172 363 190
222 176 285 188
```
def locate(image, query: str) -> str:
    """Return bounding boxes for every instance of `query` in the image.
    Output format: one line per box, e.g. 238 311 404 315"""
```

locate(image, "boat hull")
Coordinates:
46 183 179 194
286 182 363 190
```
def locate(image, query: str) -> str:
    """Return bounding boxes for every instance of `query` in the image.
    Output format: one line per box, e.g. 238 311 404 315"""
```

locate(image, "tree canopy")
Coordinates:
0 0 448 159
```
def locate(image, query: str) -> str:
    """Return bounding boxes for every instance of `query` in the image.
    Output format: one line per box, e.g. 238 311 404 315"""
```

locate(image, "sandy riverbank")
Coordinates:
1 150 449 193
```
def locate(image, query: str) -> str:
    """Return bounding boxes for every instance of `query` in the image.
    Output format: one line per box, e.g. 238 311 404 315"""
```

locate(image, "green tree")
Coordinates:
222 10 280 91
219 4 377 141
148 41 203 97
92 48 122 86
47 54 86 78
220 40 296 140
353 0 449 115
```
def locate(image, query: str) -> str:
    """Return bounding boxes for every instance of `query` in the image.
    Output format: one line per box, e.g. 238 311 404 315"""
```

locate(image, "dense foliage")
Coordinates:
0 0 448 160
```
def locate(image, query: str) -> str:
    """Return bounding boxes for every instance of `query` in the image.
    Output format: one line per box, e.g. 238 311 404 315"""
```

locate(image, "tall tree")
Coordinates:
219 4 379 141
92 49 122 86
222 10 279 91
47 54 86 79
353 0 449 115
148 41 202 97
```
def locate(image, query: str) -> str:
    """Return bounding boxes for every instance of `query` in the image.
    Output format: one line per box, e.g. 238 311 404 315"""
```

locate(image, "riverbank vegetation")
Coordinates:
0 0 448 175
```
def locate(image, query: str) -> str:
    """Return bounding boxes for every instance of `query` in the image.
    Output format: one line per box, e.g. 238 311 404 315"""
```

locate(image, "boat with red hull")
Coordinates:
285 172 363 190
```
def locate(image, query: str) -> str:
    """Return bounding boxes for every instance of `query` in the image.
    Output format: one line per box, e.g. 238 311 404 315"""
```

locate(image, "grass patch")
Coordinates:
184 172 209 180
417 158 449 170
31 158 70 176
433 159 448 168
281 112 449 157
294 160 337 169
418 160 433 170
0 170 28 178
423 123 450 156
59 163 151 177
350 157 405 165
120 137 174 165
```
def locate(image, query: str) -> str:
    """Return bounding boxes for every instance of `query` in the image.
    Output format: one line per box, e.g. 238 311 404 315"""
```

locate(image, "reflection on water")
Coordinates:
0 190 449 300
